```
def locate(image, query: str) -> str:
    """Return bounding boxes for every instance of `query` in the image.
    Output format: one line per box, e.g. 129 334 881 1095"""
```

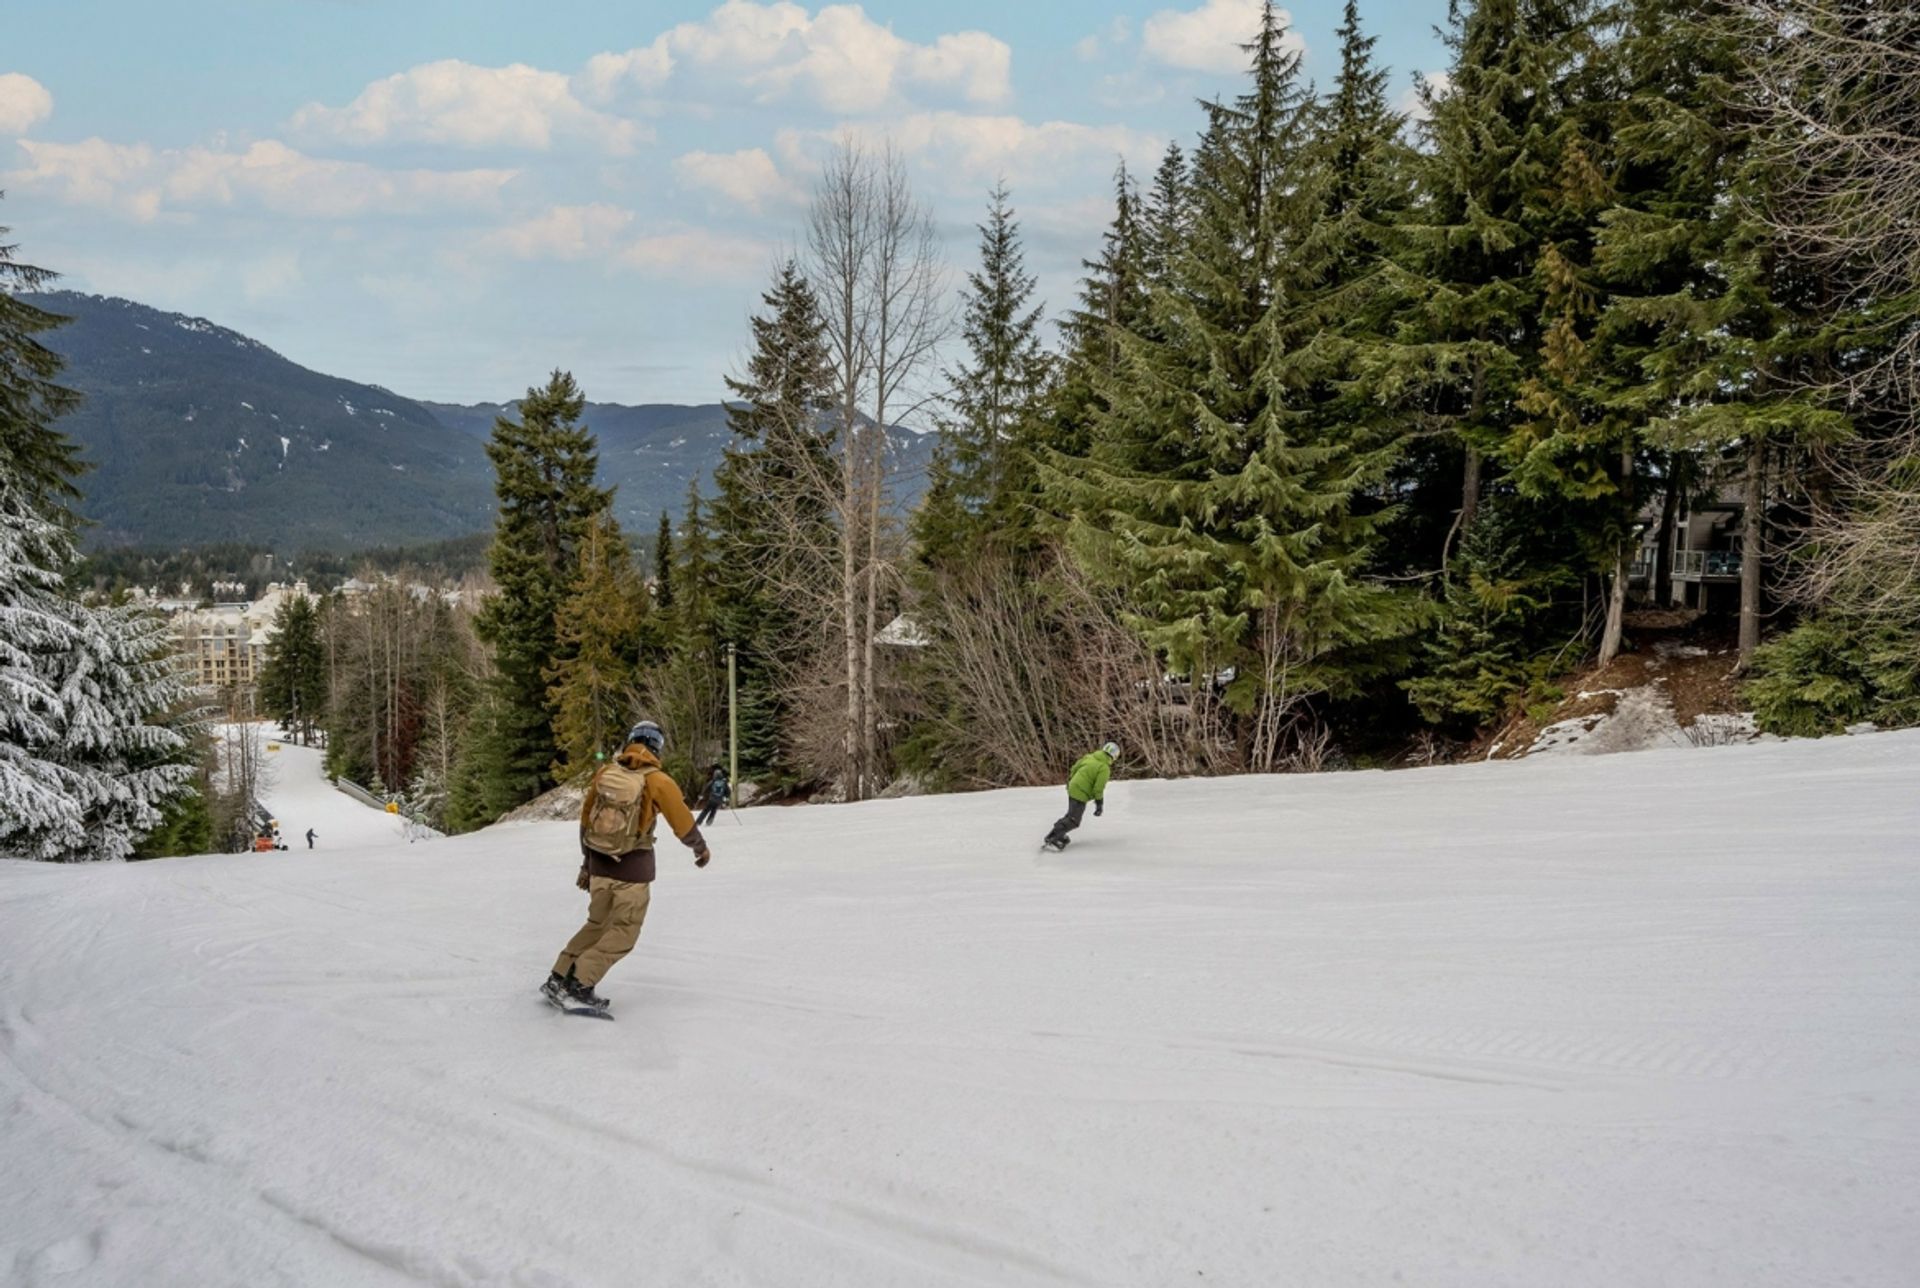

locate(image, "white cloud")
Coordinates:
0 72 53 135
7 137 515 222
1074 16 1134 63
292 60 644 153
480 205 767 280
481 203 636 261
788 112 1161 189
1142 0 1299 76
673 148 802 212
1398 71 1454 123
618 230 768 279
583 1 1012 114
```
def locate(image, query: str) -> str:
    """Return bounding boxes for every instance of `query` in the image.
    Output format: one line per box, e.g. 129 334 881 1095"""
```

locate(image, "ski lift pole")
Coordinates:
727 641 741 826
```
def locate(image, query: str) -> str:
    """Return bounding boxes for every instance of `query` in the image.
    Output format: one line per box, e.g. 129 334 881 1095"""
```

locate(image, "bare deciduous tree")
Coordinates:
1744 2 1920 629
799 137 949 799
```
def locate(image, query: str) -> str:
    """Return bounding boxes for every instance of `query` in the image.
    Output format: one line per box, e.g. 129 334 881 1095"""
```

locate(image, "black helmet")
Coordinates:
626 720 665 754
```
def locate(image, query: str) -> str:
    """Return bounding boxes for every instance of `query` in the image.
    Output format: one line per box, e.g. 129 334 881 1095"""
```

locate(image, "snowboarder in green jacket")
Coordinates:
1043 742 1118 851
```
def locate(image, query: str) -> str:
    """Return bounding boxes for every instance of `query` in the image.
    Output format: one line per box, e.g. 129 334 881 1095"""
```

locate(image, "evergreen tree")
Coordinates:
1593 0 1845 667
546 512 643 779
653 511 675 612
1046 165 1147 462
915 184 1054 568
0 211 87 521
1051 1 1422 768
711 261 837 783
1140 143 1190 294
0 221 193 860
257 594 325 744
472 371 611 813
0 480 196 860
1402 0 1606 541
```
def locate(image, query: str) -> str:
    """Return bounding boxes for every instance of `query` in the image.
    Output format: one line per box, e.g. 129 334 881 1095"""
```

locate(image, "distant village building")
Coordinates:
165 580 317 694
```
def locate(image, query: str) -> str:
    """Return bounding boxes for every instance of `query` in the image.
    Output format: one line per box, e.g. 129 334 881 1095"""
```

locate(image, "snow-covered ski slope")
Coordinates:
4 733 1918 1287
253 736 424 849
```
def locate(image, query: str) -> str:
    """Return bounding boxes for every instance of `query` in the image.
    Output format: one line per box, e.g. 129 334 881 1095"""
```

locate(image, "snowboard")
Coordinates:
541 989 614 1021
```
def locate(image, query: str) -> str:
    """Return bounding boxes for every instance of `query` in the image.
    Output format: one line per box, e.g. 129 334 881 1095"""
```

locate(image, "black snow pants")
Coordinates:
1045 797 1087 846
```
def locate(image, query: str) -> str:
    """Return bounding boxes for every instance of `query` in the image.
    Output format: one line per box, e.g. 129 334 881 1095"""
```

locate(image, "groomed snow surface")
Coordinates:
4 731 1918 1286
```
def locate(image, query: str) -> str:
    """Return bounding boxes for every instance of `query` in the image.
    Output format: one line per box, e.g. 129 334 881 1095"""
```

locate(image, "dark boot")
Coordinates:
541 971 567 1004
563 972 610 1010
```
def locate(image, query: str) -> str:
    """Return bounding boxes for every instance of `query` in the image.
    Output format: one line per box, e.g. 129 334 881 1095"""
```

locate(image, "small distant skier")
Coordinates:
696 763 729 828
305 828 316 849
1042 742 1118 852
543 720 712 1013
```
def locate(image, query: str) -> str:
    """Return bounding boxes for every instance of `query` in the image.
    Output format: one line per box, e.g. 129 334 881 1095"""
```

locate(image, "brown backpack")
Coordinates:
582 761 659 856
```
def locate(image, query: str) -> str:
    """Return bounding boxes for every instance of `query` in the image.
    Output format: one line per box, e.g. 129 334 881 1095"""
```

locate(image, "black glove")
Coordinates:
575 866 590 891
1094 800 1104 817
694 844 712 868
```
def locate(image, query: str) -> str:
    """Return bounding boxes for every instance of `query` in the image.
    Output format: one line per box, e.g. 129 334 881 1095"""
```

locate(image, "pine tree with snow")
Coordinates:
0 479 196 861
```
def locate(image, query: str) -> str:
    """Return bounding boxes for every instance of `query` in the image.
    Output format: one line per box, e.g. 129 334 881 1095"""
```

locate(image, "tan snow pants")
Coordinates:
553 877 651 986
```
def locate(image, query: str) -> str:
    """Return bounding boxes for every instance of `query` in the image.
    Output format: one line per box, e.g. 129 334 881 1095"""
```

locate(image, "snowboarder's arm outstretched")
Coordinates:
646 774 711 866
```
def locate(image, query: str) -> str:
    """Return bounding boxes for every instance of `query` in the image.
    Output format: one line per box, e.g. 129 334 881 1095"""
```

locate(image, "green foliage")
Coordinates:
1404 498 1587 730
134 777 215 859
915 184 1054 568
472 370 612 814
546 513 644 779
257 594 326 743
1048 2 1423 761
0 220 86 522
711 262 837 786
1747 615 1920 737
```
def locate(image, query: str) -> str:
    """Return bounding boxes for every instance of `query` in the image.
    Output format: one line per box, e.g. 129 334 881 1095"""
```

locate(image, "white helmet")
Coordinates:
1102 741 1120 759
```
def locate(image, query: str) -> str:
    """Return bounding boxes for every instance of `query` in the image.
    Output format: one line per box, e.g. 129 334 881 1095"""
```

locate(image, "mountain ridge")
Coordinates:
28 291 932 552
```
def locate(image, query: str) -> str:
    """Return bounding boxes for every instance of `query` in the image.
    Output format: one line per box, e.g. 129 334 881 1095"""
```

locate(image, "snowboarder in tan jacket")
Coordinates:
543 720 711 1011
1043 742 1118 852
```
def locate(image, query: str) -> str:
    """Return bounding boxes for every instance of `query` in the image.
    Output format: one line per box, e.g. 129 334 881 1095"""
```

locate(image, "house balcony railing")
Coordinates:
1674 549 1742 580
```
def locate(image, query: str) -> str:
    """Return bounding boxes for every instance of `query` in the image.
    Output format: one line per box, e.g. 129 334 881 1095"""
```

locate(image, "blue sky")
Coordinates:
5 0 1451 407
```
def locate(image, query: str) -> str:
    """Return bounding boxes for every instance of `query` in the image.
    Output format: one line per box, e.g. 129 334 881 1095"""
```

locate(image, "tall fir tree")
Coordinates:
546 512 644 779
1051 1 1421 767
257 594 326 745
652 511 675 612
1046 164 1147 463
1592 0 1845 668
1402 0 1606 539
1 221 194 860
472 371 611 815
711 261 837 783
915 183 1054 568
0 210 87 521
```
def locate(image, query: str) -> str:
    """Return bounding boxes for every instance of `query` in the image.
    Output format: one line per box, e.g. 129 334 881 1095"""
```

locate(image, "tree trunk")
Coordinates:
1597 443 1635 667
1654 454 1681 608
1460 447 1482 534
1598 540 1629 667
841 426 863 801
1736 439 1765 671
860 437 882 796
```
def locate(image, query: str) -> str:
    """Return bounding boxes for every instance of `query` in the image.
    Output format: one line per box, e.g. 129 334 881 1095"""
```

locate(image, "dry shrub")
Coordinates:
911 548 1237 787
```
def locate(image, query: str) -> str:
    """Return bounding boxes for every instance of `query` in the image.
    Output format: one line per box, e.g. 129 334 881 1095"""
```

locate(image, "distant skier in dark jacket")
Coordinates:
1043 743 1117 852
695 764 729 827
305 828 316 849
